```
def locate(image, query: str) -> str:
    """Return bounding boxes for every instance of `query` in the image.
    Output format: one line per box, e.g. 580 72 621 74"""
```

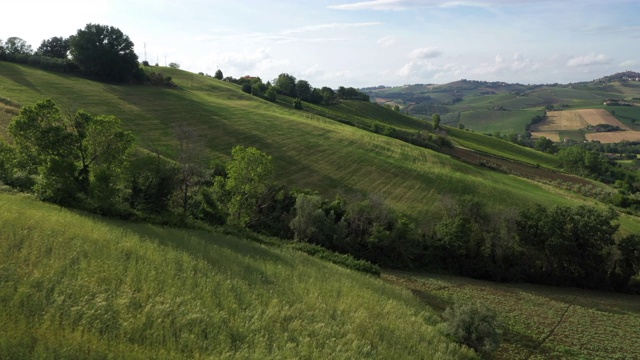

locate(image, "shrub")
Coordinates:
442 301 501 357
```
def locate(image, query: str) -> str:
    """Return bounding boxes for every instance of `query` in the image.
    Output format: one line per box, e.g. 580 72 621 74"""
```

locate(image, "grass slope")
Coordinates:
384 271 640 360
0 192 476 359
0 62 589 220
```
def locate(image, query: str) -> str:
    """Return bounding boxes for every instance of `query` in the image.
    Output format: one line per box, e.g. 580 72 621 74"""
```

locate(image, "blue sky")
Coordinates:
2 0 639 88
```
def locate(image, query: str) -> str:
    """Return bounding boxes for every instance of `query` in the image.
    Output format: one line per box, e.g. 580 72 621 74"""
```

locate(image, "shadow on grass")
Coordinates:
0 62 41 93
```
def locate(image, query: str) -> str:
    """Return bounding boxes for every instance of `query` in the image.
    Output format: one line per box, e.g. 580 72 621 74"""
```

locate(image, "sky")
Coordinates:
2 0 639 88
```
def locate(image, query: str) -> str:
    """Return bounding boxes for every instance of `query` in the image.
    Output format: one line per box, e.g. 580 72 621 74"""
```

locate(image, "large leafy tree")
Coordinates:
9 99 134 207
215 146 274 227
275 73 297 98
295 80 312 101
4 37 33 56
37 36 71 58
70 23 140 82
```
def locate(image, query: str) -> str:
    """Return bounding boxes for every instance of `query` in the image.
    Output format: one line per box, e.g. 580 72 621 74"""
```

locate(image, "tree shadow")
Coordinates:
0 62 41 93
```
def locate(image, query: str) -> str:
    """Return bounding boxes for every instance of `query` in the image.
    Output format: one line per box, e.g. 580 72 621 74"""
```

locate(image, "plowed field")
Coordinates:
531 109 640 143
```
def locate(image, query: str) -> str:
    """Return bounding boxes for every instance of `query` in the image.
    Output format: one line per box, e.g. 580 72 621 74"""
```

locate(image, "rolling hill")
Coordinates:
2 62 640 359
364 74 640 135
0 192 475 359
0 62 610 223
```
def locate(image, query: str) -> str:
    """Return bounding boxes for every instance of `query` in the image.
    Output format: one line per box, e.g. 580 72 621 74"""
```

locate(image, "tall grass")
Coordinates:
0 193 476 359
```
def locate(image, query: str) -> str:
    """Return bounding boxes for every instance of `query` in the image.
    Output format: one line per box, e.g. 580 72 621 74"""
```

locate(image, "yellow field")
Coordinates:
532 109 640 143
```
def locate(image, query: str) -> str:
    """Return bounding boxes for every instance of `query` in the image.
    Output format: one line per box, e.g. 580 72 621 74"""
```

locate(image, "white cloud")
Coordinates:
211 47 289 76
511 52 529 70
282 22 383 35
567 53 611 67
619 60 638 68
438 1 491 8
409 47 442 60
329 0 412 11
377 36 398 47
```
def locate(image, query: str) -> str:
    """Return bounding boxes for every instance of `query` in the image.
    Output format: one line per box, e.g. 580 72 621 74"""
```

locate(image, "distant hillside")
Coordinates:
363 73 640 135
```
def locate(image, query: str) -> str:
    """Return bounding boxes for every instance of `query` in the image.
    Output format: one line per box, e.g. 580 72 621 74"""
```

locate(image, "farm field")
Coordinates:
384 271 640 360
531 109 640 143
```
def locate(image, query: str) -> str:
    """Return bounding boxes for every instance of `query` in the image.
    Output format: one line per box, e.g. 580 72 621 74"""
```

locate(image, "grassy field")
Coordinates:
458 109 539 133
384 271 640 360
0 62 592 220
0 192 476 359
446 127 561 169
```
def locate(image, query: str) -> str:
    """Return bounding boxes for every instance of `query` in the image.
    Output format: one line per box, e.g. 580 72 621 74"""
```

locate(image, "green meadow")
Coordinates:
0 192 476 359
0 62 590 220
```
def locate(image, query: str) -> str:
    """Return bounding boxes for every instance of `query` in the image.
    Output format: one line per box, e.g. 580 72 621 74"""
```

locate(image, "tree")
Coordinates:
36 36 70 58
219 146 274 227
174 125 205 215
320 87 336 105
293 98 303 109
168 62 180 69
4 37 33 56
534 136 556 154
432 114 441 130
70 23 140 82
265 87 277 102
9 99 134 207
443 301 502 357
296 80 312 101
275 73 297 98
290 193 325 242
214 69 223 80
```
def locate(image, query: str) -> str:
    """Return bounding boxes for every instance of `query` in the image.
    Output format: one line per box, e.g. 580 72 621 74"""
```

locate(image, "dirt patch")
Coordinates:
530 131 560 142
586 131 640 142
446 146 593 187
532 109 640 143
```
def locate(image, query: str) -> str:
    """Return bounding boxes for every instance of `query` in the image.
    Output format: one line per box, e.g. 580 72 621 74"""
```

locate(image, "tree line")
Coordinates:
1 99 639 293
1 24 158 84
219 72 369 107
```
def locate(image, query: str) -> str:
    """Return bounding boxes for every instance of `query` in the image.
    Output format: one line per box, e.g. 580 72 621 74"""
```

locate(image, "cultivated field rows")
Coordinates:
532 109 640 143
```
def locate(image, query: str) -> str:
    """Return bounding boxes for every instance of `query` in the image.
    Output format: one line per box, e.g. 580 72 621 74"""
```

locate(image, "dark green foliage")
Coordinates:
4 37 32 56
443 301 501 357
214 69 223 80
296 80 312 101
248 186 296 239
265 87 277 102
275 73 297 97
8 99 134 208
320 87 336 105
336 86 370 101
611 234 640 291
291 242 381 276
126 151 178 215
70 23 141 82
516 205 618 287
534 136 556 153
36 36 70 58
293 98 303 109
433 114 441 130
241 83 252 94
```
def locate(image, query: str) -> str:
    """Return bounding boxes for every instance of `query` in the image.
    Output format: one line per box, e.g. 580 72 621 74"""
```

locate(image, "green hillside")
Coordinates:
364 78 640 134
0 192 475 359
0 62 590 220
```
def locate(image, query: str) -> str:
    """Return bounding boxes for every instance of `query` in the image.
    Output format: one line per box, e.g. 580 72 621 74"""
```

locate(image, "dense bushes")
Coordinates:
442 301 502 357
